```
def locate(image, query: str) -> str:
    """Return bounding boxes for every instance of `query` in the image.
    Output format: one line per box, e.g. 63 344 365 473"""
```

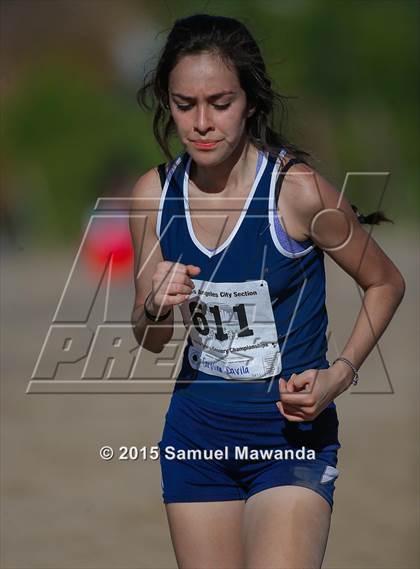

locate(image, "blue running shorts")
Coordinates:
158 392 341 512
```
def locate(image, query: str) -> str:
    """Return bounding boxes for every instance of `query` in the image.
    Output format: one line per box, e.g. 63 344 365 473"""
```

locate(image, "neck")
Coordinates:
189 136 259 195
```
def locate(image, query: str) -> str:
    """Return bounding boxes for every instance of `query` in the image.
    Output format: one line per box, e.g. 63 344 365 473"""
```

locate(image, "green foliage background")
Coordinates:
2 1 419 244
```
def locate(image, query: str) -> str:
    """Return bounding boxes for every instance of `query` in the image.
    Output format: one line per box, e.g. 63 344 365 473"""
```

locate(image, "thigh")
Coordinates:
243 485 331 569
165 500 246 569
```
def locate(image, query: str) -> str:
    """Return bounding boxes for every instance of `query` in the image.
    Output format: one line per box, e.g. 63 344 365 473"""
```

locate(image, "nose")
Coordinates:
194 104 214 136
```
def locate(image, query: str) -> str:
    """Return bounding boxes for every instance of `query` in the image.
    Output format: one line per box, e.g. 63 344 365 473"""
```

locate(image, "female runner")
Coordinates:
130 14 405 569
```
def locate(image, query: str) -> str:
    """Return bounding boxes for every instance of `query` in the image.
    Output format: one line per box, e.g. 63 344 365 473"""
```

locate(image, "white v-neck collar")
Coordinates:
183 152 269 258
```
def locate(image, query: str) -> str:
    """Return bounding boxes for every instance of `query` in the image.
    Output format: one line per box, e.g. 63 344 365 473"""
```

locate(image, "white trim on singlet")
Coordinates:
268 151 314 259
156 155 183 240
183 152 269 258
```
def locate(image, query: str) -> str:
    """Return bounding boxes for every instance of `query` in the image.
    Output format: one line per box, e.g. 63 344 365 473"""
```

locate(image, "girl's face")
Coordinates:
168 51 255 165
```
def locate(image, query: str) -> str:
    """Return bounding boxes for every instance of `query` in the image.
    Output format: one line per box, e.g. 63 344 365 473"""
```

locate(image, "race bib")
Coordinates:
179 279 282 380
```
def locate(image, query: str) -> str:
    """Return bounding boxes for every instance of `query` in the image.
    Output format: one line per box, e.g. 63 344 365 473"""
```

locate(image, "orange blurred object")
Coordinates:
83 216 133 279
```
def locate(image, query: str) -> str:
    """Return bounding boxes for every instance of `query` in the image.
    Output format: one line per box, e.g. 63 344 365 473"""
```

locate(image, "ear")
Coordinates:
246 104 256 118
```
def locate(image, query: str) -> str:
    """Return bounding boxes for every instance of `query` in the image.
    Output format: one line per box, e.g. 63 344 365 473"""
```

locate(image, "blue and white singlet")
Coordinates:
157 148 332 410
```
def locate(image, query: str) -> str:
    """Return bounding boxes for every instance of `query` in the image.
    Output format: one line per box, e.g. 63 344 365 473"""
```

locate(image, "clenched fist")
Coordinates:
146 261 201 314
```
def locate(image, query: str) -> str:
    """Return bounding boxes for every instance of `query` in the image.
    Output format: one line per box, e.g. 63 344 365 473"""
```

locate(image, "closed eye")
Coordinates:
175 103 231 111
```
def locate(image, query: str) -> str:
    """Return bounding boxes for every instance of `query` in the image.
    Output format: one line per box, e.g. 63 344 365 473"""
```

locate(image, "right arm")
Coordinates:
129 168 200 353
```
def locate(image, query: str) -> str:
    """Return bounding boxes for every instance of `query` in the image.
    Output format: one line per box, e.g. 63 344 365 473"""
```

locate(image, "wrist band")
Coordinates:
332 357 359 385
144 293 172 322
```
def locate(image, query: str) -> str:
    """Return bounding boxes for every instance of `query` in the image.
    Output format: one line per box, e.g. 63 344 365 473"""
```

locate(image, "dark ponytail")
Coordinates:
351 204 393 225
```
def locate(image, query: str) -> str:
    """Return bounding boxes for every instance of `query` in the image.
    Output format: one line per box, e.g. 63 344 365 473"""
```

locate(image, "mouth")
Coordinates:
190 140 222 150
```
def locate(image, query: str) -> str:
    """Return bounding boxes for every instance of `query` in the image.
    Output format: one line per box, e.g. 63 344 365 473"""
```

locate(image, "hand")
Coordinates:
276 367 347 422
147 261 201 314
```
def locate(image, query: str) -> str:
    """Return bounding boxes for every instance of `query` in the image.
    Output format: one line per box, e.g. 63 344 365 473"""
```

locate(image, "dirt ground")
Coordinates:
1 225 418 569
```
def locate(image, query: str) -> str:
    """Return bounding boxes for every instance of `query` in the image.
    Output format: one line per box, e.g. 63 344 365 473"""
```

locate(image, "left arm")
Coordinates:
277 165 406 421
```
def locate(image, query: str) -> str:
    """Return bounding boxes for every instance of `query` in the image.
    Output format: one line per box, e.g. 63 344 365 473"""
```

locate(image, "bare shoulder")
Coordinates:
278 154 355 241
280 154 326 211
130 166 163 209
129 166 164 249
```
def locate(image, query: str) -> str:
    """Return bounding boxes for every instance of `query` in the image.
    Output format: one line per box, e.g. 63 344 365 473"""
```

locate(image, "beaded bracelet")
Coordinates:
332 356 359 385
144 293 172 323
